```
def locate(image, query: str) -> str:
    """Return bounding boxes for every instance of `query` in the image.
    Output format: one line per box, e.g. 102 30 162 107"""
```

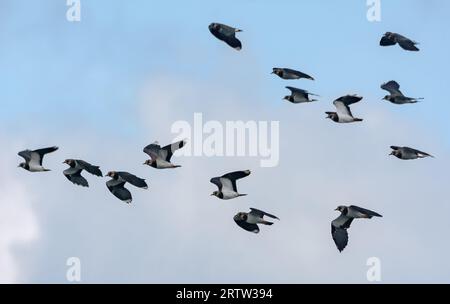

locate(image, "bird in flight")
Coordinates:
210 170 251 200
284 87 319 104
381 81 423 104
105 171 148 204
389 146 434 160
380 32 419 51
143 140 186 169
63 159 102 187
332 205 382 252
234 208 279 233
209 22 243 50
18 146 58 172
272 68 314 81
326 95 363 123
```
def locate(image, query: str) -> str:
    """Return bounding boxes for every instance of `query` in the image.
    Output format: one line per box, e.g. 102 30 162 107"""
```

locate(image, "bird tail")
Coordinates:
238 194 247 197
355 118 364 122
260 220 274 226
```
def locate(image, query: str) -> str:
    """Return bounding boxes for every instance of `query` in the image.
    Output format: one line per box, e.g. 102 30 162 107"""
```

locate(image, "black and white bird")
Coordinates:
208 22 242 50
380 32 419 51
18 146 58 172
234 208 279 233
381 81 423 104
332 205 382 252
105 171 148 204
210 170 251 200
63 159 102 187
284 87 319 104
326 95 364 123
143 140 186 169
272 68 314 81
390 146 434 160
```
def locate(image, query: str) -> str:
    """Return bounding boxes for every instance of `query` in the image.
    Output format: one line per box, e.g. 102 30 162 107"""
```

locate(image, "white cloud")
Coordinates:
0 138 40 283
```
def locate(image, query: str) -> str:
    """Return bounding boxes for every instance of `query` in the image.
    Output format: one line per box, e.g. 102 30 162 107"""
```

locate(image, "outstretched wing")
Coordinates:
77 160 102 177
381 81 403 96
403 147 433 158
331 225 349 252
161 140 186 162
234 218 260 233
222 170 251 192
286 86 309 98
64 169 88 187
18 150 32 162
390 146 401 151
143 142 162 160
117 172 148 189
249 208 279 220
395 34 419 51
33 146 58 165
349 205 383 218
106 180 132 204
284 68 314 80
334 95 362 118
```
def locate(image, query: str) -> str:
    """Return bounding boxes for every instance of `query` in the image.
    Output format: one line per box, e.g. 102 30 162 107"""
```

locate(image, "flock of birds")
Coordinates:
16 23 433 253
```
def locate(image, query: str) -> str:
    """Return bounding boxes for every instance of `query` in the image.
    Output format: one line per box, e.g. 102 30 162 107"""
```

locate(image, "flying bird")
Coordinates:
381 81 423 104
272 68 314 81
234 208 279 233
210 170 251 200
18 146 58 172
390 146 434 160
284 87 319 103
326 95 363 123
63 159 102 187
105 171 148 204
143 140 186 169
380 32 419 51
332 205 382 252
209 22 242 50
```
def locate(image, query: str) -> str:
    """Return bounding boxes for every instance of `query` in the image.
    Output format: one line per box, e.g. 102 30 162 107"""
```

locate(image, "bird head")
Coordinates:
283 95 292 102
105 171 116 178
325 112 336 120
234 212 247 222
63 159 74 166
18 163 25 169
272 68 281 76
143 159 154 166
382 95 390 101
211 191 220 197
389 150 400 157
335 206 346 213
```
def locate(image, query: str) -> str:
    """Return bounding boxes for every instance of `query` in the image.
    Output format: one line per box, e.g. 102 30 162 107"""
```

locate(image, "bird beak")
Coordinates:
210 193 214 196
143 162 146 165
334 208 339 211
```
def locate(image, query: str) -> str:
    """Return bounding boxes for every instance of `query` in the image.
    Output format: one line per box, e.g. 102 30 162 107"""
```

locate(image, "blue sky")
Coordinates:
0 0 450 283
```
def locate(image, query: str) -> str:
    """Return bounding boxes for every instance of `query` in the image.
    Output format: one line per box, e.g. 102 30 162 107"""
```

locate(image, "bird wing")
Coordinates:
161 140 186 162
381 81 403 96
33 146 58 165
403 147 433 158
106 180 132 203
222 170 251 192
210 177 223 191
249 208 279 220
331 225 349 252
334 95 362 118
349 205 383 218
286 86 309 98
390 146 401 151
234 218 260 233
143 143 162 160
224 36 242 51
64 169 88 187
395 34 419 51
284 68 314 80
76 160 102 177
117 172 148 189
18 150 32 162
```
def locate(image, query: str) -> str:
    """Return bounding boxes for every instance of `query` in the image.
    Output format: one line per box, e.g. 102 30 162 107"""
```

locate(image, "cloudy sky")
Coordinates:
0 0 449 283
